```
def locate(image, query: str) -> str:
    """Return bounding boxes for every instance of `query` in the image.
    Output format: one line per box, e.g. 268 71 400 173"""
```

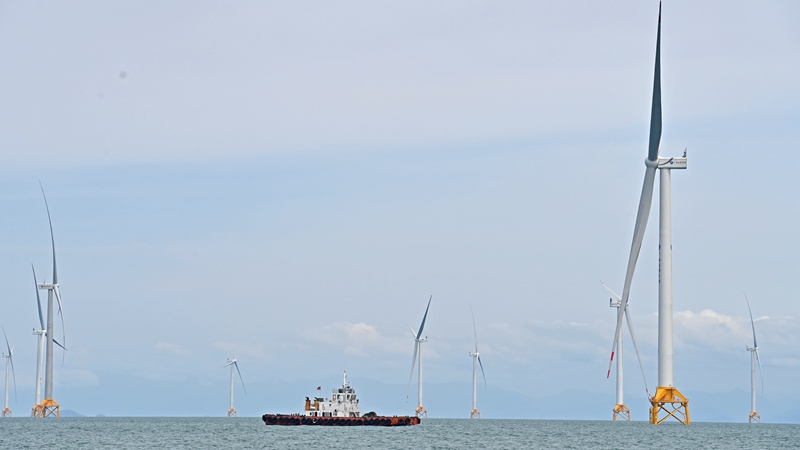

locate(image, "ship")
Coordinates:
261 371 420 427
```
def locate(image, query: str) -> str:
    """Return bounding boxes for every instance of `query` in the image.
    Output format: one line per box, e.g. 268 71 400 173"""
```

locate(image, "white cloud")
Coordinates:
307 322 410 358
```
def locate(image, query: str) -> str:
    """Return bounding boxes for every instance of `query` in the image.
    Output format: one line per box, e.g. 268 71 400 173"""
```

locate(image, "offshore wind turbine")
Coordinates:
406 295 432 418
468 306 486 419
225 353 246 417
606 3 690 425
1 328 16 418
745 295 763 423
602 281 648 421
31 265 66 417
35 186 67 418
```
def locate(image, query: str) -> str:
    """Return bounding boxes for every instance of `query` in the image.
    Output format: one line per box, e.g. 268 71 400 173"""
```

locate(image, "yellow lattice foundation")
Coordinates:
415 405 427 418
31 404 44 418
1 407 10 417
37 398 60 418
649 387 689 425
749 411 761 424
228 408 237 417
470 408 480 419
613 404 630 421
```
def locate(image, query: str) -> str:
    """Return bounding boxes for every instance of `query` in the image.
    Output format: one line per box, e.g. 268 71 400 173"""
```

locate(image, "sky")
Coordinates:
0 1 798 421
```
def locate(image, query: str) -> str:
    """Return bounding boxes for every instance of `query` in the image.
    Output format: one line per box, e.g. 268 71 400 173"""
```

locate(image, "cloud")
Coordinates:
674 309 799 351
307 322 409 358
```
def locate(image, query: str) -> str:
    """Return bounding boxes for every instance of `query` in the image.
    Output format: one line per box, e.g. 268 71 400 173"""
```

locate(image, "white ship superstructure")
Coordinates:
304 371 362 418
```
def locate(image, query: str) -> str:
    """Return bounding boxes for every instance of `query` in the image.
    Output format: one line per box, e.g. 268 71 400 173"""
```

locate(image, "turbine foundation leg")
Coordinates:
38 398 60 418
470 409 480 419
1 408 11 417
649 387 689 425
31 405 44 418
415 406 427 418
612 404 630 421
749 411 761 424
228 408 237 418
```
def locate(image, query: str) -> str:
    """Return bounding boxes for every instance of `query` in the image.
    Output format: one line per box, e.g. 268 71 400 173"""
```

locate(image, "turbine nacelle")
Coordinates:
657 156 687 170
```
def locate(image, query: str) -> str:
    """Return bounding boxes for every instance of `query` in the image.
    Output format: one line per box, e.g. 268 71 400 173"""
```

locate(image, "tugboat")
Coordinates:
261 371 420 427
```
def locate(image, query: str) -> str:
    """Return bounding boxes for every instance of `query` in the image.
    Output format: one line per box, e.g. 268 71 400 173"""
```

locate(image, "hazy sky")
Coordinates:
0 1 798 419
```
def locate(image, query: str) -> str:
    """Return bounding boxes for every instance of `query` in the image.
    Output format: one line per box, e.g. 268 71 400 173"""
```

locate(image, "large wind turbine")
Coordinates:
744 295 763 423
606 3 690 425
225 354 246 417
468 306 486 419
1 329 16 418
31 265 66 417
35 186 67 418
406 295 432 418
602 281 648 421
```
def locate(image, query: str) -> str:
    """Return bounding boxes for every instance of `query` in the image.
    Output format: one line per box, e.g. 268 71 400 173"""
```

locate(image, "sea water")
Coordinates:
1 417 799 449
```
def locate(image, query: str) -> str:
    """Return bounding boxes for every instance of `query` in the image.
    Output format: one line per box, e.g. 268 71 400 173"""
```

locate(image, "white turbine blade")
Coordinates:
233 361 247 397
405 341 419 402
40 182 58 285
624 306 650 397
606 3 662 379
744 294 758 348
600 280 621 301
32 264 45 330
416 295 432 339
54 285 66 365
477 355 486 389
607 167 656 378
755 348 764 397
407 325 417 339
469 304 478 353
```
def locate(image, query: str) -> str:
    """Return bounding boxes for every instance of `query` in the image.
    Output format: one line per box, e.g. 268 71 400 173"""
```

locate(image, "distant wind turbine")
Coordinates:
406 295 432 418
744 294 763 424
468 305 486 419
35 184 67 418
601 281 648 422
225 354 246 417
31 264 65 418
1 328 17 418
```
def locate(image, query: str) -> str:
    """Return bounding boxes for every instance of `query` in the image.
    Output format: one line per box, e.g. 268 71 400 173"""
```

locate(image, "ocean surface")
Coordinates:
1 417 799 449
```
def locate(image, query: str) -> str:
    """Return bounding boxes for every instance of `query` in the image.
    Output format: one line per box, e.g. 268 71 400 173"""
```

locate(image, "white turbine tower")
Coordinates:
406 295 432 418
606 4 690 425
745 295 763 424
225 354 246 417
468 306 486 419
602 281 649 422
1 329 16 418
35 186 67 418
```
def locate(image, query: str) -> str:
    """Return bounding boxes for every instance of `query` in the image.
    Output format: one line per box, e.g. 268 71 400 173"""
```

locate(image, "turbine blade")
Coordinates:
40 182 58 285
647 2 663 163
624 305 650 397
607 5 663 377
755 348 764 397
477 355 486 389
53 339 67 351
416 295 432 339
54 285 66 365
2 328 10 356
234 361 246 397
600 280 621 301
470 304 478 353
405 341 419 402
607 166 656 378
407 325 417 339
32 264 44 330
744 293 758 349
